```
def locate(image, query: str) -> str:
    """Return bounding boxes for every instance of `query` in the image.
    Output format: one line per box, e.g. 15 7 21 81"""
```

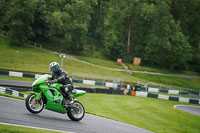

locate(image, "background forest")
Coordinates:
0 0 199 71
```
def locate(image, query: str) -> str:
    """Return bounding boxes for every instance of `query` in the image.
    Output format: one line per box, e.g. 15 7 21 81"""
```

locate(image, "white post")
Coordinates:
61 56 64 69
60 54 66 69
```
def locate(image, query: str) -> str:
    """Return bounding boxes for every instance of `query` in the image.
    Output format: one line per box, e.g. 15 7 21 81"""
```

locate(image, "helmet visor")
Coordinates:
49 65 57 72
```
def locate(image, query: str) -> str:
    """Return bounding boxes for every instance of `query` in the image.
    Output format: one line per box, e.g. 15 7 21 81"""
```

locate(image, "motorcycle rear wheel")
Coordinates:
67 101 85 121
25 93 44 114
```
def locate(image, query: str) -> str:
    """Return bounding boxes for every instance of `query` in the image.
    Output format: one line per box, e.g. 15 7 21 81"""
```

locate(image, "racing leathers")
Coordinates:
50 69 74 102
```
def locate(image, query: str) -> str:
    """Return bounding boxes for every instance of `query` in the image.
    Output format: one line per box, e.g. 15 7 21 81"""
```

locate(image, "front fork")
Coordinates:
32 92 42 101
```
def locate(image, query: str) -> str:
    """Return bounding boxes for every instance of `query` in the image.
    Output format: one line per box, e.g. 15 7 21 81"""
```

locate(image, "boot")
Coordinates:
65 92 74 105
64 87 74 105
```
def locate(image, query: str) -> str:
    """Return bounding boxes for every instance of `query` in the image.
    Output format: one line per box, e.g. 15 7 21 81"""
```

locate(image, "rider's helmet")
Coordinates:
49 62 60 75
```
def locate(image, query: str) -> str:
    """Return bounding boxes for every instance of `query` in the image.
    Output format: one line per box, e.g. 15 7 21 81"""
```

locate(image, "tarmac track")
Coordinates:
174 105 200 117
0 96 153 133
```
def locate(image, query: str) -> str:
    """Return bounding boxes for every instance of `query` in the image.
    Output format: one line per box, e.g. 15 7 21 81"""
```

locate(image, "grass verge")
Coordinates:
78 93 200 133
0 37 143 84
0 123 67 133
127 64 200 75
77 56 124 69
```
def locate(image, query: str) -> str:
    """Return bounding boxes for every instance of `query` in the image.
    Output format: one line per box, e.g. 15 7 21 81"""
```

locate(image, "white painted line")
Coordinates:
148 87 159 93
83 80 95 85
179 97 189 103
135 91 148 97
0 122 75 133
9 71 23 77
158 94 169 100
168 90 179 95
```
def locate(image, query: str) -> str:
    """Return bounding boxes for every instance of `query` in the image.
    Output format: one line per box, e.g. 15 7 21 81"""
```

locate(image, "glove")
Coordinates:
49 79 57 84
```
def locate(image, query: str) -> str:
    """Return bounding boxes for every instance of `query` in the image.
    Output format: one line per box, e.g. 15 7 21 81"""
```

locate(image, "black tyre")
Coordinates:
25 93 44 114
67 101 85 121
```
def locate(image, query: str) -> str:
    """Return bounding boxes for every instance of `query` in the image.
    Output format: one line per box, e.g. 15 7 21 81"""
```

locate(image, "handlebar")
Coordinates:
45 80 51 86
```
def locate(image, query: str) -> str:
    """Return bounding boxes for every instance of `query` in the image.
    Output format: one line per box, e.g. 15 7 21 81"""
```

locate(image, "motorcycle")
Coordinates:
25 74 86 121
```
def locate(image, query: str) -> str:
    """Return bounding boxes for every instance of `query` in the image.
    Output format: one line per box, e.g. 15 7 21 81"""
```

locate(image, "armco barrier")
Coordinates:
147 87 200 97
0 87 27 98
136 91 200 104
2 69 199 97
0 70 122 89
75 87 124 95
0 69 200 104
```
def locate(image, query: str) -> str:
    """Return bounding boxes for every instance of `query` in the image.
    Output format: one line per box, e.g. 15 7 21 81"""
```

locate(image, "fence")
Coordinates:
72 73 124 89
137 81 200 98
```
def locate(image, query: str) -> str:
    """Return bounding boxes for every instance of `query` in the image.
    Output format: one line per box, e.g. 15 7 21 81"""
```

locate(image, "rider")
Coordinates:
49 62 74 105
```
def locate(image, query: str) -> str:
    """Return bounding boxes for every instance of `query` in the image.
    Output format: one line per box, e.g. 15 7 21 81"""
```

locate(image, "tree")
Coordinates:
103 0 192 69
141 1 191 69
63 0 97 52
0 0 11 30
44 0 97 52
30 0 49 44
171 0 200 71
5 0 37 46
103 0 137 60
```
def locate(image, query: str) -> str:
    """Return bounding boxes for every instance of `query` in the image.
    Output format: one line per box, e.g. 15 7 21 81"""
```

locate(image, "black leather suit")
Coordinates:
51 70 74 97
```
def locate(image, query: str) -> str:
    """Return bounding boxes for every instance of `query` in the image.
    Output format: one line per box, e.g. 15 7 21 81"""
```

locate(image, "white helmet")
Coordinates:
49 62 59 73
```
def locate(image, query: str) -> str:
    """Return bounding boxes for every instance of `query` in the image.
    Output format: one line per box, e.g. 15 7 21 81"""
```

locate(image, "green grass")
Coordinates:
77 56 124 69
0 37 200 90
78 93 200 133
0 123 67 133
133 73 200 90
0 37 144 84
127 64 200 75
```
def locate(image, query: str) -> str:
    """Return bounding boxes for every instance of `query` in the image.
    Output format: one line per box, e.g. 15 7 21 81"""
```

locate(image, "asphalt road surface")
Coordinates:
0 96 153 133
0 79 32 90
174 105 200 117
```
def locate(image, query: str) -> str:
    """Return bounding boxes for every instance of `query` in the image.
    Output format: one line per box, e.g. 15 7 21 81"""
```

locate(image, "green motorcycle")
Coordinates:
25 74 86 121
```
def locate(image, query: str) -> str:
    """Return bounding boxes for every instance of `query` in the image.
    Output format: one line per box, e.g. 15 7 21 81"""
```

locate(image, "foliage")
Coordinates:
139 1 192 70
0 0 199 71
103 0 192 70
5 0 37 46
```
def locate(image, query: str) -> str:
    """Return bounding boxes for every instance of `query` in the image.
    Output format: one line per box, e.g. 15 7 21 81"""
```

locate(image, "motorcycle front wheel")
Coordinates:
67 101 85 121
25 93 44 114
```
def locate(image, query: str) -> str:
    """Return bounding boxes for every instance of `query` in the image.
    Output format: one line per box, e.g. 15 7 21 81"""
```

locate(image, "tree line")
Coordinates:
0 0 200 71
